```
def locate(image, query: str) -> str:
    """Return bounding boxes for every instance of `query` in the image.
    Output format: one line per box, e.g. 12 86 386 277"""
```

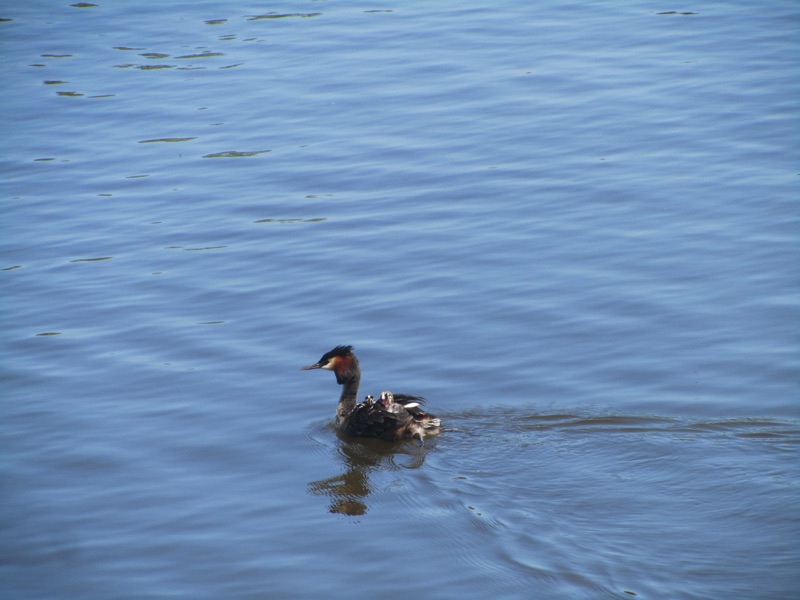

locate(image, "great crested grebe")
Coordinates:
301 345 441 442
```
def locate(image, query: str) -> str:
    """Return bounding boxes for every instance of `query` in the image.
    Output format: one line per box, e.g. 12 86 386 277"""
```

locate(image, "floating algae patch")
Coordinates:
176 52 225 59
70 257 113 263
138 137 197 143
253 218 326 224
248 12 322 20
203 150 270 158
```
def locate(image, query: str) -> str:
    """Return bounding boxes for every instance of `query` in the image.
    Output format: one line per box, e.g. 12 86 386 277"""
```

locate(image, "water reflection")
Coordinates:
308 432 430 516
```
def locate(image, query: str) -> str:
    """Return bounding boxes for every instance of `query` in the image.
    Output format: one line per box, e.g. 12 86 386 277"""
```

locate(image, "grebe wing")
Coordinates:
345 402 414 440
391 393 427 406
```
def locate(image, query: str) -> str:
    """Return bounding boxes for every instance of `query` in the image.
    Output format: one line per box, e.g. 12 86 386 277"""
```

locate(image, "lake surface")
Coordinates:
1 1 798 598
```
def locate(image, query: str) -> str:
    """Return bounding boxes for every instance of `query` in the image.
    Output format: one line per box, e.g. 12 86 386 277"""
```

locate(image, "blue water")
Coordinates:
2 2 798 598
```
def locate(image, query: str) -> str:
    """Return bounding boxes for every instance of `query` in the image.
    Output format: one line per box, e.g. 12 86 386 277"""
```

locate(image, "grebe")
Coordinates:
301 345 441 442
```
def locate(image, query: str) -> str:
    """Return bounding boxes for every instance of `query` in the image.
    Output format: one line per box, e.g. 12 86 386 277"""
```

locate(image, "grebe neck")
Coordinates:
336 371 360 427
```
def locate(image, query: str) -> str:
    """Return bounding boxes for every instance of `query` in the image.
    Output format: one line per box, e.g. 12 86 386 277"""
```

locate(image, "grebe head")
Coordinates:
300 345 358 384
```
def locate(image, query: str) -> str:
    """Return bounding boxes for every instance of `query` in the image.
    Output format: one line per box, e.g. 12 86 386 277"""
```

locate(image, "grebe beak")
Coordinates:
300 362 322 371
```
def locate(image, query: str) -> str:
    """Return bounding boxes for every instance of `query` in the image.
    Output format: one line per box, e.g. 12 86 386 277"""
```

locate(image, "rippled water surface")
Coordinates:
2 2 798 598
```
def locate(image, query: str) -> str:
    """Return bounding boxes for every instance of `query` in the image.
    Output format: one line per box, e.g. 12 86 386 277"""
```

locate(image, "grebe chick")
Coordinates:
301 345 441 443
379 390 421 413
379 391 397 411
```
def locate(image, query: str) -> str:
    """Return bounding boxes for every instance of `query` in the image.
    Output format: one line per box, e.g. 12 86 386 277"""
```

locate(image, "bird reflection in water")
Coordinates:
308 430 432 516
